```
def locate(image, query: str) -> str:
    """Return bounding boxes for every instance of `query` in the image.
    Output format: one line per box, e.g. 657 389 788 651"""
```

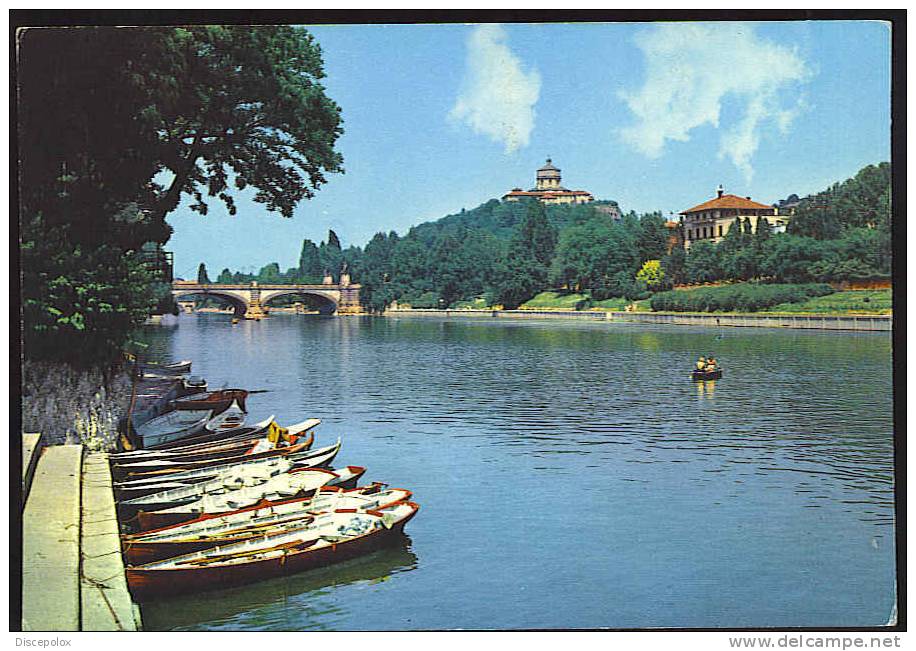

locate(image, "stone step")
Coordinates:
22 444 83 632
80 453 140 631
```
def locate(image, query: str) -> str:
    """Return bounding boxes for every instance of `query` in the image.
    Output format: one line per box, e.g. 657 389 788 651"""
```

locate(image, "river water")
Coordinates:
138 313 896 630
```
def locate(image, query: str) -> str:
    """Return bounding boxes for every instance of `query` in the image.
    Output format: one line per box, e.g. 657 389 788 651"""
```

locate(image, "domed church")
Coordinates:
502 158 595 205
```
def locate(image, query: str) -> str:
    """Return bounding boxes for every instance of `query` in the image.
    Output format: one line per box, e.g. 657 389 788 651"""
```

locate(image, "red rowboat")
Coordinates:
123 484 410 564
126 500 420 600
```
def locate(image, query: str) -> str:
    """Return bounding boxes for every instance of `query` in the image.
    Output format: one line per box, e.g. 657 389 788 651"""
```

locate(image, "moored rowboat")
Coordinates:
111 430 315 479
133 409 212 448
123 483 409 564
172 389 249 413
126 500 419 600
134 465 367 531
116 439 343 509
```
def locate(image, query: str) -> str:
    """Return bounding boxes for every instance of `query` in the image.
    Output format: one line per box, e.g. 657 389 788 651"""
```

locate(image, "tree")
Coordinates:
684 241 723 284
550 217 640 295
18 25 345 366
257 262 282 284
515 200 558 267
636 260 665 290
217 268 234 284
636 212 669 263
319 229 344 280
197 263 211 284
297 238 322 282
755 216 773 242
661 247 687 287
141 26 344 222
759 234 827 283
497 250 544 309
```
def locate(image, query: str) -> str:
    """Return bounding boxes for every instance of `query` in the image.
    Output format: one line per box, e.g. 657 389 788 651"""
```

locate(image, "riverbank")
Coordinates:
384 308 891 331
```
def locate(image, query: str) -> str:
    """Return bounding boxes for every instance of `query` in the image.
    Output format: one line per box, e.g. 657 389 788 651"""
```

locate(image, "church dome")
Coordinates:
537 158 561 179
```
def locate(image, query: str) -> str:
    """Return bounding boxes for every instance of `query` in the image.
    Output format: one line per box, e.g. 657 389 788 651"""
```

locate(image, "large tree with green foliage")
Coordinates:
19 25 344 365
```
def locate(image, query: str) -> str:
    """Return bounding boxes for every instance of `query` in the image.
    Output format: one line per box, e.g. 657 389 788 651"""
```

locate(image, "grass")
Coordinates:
520 291 590 310
762 289 892 315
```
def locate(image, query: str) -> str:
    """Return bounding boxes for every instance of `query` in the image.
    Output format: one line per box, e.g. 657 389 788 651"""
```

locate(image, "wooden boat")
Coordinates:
143 414 278 451
116 439 342 506
691 368 723 381
111 429 315 480
172 389 249 413
111 418 313 470
123 483 409 564
202 399 247 434
133 409 212 448
134 465 367 531
139 360 192 375
110 415 282 462
126 500 420 600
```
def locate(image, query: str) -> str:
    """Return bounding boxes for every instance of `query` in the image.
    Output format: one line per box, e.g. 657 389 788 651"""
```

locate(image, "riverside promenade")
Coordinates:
386 309 891 331
21 434 141 631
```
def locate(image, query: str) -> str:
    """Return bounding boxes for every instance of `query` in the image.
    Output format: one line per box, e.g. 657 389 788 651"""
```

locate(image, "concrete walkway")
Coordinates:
21 441 141 632
81 453 140 631
22 445 82 632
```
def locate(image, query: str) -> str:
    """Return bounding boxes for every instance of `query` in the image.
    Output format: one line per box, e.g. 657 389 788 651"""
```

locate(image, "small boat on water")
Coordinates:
133 409 212 448
116 439 343 506
111 429 315 479
139 360 192 375
126 500 420 600
141 413 277 451
123 483 409 564
110 415 281 462
134 465 367 531
172 389 249 413
691 368 723 381
111 418 315 470
202 400 247 434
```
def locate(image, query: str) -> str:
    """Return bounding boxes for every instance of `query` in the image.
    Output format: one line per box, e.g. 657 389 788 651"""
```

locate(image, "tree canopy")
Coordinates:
19 25 344 365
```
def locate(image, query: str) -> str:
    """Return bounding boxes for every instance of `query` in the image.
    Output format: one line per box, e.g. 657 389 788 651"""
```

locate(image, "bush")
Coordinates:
402 291 441 309
650 283 834 313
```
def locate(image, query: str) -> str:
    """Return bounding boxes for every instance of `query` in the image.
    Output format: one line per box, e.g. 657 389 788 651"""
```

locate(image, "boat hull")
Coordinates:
691 369 723 381
127 510 417 601
133 466 364 531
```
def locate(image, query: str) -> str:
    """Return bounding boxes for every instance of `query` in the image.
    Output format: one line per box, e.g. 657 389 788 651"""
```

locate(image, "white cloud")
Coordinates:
450 24 541 154
619 23 811 180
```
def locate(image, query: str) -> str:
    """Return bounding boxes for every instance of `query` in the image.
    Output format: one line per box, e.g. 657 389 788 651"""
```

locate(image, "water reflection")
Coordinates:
136 314 895 629
142 539 418 631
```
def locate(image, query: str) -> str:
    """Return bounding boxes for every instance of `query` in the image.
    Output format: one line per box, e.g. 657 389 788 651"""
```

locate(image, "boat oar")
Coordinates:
168 515 318 543
176 537 318 566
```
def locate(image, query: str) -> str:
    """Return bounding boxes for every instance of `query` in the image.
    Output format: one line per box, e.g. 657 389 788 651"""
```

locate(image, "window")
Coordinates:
718 225 723 237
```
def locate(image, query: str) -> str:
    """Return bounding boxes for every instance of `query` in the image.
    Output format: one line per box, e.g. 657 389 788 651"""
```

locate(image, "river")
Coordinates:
137 313 896 630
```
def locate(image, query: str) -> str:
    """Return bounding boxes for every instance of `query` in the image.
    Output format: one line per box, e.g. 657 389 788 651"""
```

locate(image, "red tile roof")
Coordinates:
503 190 592 197
681 194 774 214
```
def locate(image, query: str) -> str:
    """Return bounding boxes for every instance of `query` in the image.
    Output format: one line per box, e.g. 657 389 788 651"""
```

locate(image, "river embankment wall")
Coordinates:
385 309 891 331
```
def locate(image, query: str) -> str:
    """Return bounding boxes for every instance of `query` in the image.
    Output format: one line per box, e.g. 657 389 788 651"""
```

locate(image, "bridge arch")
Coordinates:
260 289 340 315
172 289 248 317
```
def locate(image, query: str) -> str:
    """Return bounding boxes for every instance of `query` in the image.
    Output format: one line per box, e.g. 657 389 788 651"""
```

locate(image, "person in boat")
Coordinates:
705 356 718 371
696 356 706 371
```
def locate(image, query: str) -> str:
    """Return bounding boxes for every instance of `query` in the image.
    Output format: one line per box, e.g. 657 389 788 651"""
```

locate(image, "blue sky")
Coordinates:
166 20 891 278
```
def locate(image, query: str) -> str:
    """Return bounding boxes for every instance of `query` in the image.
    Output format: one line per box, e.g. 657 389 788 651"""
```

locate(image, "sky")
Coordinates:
165 20 892 279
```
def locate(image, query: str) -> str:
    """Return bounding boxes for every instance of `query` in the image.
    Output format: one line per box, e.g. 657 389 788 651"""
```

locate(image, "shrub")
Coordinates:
650 283 835 313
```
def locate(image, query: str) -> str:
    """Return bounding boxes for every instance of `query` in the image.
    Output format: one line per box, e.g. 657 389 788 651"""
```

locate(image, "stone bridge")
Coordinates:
172 280 361 319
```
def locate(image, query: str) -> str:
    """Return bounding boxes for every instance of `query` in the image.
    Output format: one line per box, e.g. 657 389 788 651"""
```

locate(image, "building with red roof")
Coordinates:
679 185 790 249
502 159 595 206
